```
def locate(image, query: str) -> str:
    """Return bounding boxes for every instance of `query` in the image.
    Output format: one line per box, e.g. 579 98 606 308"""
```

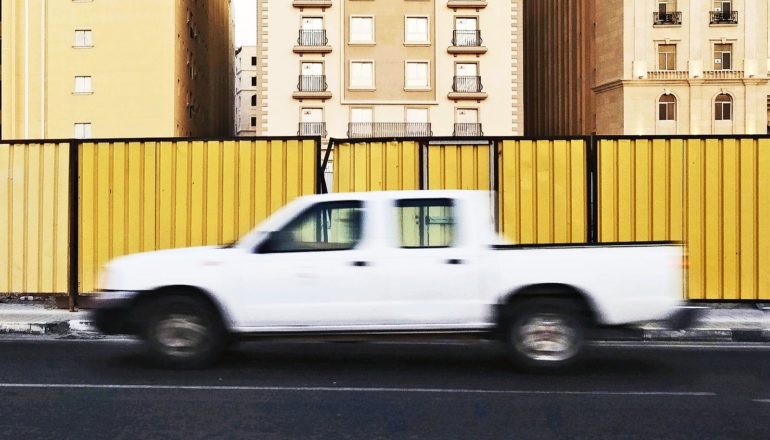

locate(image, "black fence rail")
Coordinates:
297 75 328 92
452 30 482 46
453 123 483 137
298 29 328 46
453 76 483 93
710 10 738 24
653 11 682 25
347 122 432 138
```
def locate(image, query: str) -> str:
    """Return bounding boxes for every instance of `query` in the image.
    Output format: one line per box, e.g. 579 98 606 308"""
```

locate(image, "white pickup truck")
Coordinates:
93 190 687 370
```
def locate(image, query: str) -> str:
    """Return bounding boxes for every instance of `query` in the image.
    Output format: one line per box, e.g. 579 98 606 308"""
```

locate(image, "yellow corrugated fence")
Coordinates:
0 142 70 294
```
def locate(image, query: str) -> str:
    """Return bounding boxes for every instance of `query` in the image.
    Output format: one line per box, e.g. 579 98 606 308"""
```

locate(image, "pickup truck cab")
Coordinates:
93 190 685 370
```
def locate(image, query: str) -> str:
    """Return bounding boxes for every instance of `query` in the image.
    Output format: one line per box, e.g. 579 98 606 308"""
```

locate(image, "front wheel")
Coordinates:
504 299 585 371
142 295 226 369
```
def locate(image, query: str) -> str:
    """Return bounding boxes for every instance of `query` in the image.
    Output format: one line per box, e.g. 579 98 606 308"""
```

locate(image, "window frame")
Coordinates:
715 94 733 121
657 44 677 71
658 94 677 121
404 15 430 44
256 200 365 254
73 29 93 48
713 43 733 70
395 198 456 249
349 15 375 44
349 60 375 89
404 60 431 90
74 123 92 139
74 75 93 94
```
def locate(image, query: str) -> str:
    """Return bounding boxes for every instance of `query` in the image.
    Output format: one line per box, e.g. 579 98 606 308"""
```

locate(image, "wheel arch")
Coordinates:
132 285 233 331
495 283 601 329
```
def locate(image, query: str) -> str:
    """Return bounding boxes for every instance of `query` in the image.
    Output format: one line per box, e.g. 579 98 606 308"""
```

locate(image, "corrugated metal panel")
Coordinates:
498 139 587 244
427 144 491 190
78 139 317 293
0 143 70 294
598 137 770 300
333 141 420 192
598 138 684 242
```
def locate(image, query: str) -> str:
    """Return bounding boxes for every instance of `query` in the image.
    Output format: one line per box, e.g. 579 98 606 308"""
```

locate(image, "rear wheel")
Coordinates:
142 294 226 369
504 299 585 371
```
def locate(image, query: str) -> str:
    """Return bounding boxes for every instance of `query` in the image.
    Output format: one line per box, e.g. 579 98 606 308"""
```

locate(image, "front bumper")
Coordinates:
90 295 138 335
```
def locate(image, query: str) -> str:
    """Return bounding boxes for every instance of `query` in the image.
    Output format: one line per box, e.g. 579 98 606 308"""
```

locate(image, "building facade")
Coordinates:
525 0 770 136
235 46 258 136
255 0 523 139
1 0 234 140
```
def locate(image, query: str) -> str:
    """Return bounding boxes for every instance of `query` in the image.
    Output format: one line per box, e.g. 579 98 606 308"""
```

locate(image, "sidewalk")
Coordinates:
0 301 769 341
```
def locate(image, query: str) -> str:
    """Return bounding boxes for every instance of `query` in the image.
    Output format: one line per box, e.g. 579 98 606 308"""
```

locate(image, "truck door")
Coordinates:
377 197 485 327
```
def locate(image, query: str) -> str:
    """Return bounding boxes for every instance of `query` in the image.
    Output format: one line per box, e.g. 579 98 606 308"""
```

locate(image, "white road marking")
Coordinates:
589 341 770 350
752 399 770 403
0 383 716 396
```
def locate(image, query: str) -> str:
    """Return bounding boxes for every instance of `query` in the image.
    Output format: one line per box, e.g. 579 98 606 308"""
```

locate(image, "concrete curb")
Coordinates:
0 320 97 336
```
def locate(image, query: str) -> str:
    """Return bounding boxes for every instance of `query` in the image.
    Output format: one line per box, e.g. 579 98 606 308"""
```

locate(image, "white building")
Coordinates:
235 46 258 136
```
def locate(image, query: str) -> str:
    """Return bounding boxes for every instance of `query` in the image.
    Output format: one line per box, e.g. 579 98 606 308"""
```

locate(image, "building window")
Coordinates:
714 44 732 70
658 0 677 14
74 123 92 139
350 61 374 89
74 30 93 47
658 94 677 121
250 117 257 127
251 95 257 106
405 17 429 43
715 94 733 120
658 44 676 70
349 16 374 43
251 76 257 86
74 76 93 93
405 62 429 89
251 56 257 66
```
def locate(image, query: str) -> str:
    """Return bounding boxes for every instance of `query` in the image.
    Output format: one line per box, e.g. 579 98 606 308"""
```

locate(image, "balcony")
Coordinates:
710 10 738 24
292 75 331 100
298 122 327 137
453 123 483 137
292 0 332 9
447 1 487 10
702 70 744 80
653 11 682 25
347 123 432 138
448 76 487 101
448 30 487 55
294 30 332 54
646 70 689 80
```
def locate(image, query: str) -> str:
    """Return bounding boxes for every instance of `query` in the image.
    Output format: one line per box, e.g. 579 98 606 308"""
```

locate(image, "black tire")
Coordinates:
142 294 226 369
503 298 585 371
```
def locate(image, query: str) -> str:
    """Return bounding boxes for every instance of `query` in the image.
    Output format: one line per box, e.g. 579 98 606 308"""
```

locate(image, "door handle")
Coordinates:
351 261 370 267
446 258 465 265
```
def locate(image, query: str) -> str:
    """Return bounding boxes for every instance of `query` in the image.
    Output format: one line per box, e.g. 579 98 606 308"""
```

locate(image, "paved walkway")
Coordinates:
0 301 769 340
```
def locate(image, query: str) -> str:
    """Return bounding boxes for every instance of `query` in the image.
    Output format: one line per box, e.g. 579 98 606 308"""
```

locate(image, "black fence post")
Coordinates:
586 135 599 244
490 139 500 232
418 140 428 190
67 141 80 311
319 137 335 194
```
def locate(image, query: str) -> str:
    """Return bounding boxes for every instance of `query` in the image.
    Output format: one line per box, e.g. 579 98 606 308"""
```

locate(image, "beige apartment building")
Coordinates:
525 0 770 136
235 45 258 136
1 0 234 140
255 0 523 139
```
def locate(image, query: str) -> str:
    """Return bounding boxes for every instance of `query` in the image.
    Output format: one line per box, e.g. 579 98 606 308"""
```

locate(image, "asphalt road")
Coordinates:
0 338 769 439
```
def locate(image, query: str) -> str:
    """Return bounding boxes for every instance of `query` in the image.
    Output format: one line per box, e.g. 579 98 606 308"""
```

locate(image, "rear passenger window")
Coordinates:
396 199 455 248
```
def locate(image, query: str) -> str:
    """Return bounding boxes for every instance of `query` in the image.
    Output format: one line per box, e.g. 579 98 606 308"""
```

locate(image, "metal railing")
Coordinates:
453 123 483 137
298 122 326 137
710 10 738 24
653 11 682 25
347 122 432 138
452 76 483 93
298 29 328 46
452 30 482 47
297 75 328 92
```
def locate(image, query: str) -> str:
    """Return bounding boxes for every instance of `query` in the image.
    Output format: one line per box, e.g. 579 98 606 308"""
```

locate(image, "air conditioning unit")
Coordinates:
715 59 722 64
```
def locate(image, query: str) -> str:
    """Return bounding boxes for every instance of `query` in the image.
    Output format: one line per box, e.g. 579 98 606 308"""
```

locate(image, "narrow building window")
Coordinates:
74 30 93 47
715 94 733 120
74 76 93 93
658 94 677 121
74 123 92 139
658 44 676 70
714 44 732 70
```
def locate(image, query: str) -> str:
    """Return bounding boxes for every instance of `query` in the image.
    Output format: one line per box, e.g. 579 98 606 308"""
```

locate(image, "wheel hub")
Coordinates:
155 314 208 354
514 314 578 362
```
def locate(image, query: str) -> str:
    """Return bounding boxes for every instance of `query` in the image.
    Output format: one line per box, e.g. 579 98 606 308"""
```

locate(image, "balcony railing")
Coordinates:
453 123 483 137
647 70 689 80
653 11 682 25
297 75 327 92
298 122 327 137
702 70 743 80
452 76 483 93
710 10 738 24
347 122 432 138
298 29 328 46
452 30 482 47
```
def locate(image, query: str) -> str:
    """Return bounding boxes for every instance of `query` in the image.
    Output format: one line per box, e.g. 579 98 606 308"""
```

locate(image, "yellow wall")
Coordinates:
1 0 232 140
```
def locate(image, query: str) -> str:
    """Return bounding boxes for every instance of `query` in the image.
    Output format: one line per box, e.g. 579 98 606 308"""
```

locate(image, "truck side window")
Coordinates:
259 201 363 253
396 199 454 248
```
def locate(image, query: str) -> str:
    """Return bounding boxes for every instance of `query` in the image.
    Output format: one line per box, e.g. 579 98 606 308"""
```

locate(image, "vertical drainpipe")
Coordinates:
24 0 29 138
41 0 46 138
